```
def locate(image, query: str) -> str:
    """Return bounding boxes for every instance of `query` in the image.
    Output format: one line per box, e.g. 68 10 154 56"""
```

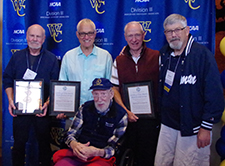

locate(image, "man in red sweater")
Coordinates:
110 21 160 166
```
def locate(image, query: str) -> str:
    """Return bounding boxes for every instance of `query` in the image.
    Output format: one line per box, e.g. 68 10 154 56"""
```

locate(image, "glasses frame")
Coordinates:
164 26 186 36
78 31 95 38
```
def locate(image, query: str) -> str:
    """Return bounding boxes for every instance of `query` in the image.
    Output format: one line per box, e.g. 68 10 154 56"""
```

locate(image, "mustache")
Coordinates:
30 41 39 44
169 38 180 42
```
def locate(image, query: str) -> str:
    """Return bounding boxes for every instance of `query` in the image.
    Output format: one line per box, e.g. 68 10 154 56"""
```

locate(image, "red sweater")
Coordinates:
116 43 159 111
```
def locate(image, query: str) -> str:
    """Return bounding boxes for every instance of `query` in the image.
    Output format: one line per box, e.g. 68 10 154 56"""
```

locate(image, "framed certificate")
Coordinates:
13 79 44 115
49 81 80 116
122 81 155 118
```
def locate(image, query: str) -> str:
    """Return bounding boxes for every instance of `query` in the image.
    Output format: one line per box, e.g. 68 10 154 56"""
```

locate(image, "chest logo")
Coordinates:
180 75 197 85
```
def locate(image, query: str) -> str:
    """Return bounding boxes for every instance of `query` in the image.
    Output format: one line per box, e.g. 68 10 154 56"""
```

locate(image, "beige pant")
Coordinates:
154 124 211 166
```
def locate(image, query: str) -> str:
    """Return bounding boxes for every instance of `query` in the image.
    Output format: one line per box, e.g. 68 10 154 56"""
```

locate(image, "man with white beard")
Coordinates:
154 14 224 166
53 78 127 166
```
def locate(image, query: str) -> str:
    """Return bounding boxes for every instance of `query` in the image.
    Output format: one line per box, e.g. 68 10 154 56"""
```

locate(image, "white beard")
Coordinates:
169 40 183 50
28 43 42 49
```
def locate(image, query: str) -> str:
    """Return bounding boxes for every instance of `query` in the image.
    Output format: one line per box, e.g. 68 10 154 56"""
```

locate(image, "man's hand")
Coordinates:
82 146 104 159
36 102 48 117
70 141 90 161
197 128 211 148
8 100 16 117
56 113 67 119
127 110 138 122
119 46 125 55
112 86 138 122
5 88 17 117
70 141 105 161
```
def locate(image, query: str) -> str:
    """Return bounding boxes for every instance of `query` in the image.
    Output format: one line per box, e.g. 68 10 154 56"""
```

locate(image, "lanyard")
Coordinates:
168 53 181 73
164 54 182 94
26 51 43 73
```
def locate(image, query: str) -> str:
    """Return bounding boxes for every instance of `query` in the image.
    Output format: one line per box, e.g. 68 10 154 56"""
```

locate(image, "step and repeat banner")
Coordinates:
2 0 215 165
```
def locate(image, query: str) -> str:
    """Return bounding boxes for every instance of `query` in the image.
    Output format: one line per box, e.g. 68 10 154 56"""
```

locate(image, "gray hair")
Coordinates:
77 18 96 31
163 14 187 29
124 21 144 34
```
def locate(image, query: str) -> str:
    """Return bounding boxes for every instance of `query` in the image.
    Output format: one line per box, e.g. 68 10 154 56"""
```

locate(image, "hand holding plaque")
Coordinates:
13 79 44 115
122 81 155 118
49 81 81 116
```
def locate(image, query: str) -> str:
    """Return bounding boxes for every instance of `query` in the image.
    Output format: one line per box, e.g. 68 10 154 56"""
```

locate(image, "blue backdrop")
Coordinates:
2 0 215 165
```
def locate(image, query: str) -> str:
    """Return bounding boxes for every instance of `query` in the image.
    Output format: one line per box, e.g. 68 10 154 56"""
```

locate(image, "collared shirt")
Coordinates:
111 59 119 85
59 45 113 105
111 56 140 85
65 103 128 158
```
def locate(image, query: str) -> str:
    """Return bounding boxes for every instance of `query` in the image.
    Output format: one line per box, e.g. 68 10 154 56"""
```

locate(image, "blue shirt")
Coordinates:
59 45 112 105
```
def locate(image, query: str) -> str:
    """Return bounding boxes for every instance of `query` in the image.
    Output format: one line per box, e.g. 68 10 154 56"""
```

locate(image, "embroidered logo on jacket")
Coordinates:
105 122 114 127
180 75 197 85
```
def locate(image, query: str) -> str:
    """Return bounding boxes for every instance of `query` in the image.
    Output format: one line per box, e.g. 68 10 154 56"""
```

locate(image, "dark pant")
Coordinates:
124 118 160 166
12 116 52 166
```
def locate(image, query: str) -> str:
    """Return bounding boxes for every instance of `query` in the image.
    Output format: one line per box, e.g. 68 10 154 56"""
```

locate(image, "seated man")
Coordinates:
54 78 128 166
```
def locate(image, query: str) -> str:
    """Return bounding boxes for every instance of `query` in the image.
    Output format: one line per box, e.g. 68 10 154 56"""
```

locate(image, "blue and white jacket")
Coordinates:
159 35 224 136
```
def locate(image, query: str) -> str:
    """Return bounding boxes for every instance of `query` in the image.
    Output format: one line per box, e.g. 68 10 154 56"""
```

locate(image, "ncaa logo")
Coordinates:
12 23 26 38
135 0 150 7
135 0 150 2
49 0 61 10
94 21 105 37
94 21 105 45
49 2 61 7
187 17 199 35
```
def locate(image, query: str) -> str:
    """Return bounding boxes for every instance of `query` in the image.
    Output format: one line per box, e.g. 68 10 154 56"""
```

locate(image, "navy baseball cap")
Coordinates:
89 78 113 90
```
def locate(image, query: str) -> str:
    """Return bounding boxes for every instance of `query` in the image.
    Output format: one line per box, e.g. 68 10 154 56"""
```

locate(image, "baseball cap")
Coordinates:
89 78 113 90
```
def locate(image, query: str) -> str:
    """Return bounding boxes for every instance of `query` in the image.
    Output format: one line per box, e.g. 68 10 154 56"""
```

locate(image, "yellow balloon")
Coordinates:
220 37 225 57
221 109 225 123
220 159 225 166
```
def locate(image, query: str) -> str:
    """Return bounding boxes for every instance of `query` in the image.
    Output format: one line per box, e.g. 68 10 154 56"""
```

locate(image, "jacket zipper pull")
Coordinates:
135 65 138 73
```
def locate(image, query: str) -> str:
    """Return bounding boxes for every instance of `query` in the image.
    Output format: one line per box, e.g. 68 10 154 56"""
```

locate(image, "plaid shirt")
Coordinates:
65 103 128 158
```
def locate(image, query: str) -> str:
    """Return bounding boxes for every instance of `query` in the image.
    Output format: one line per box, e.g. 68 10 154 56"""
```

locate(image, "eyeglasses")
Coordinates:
164 27 186 36
78 31 95 38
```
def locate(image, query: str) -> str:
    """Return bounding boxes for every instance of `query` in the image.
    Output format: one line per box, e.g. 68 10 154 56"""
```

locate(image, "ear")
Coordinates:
143 31 146 38
76 31 79 38
42 35 46 44
124 33 128 42
93 30 97 38
110 89 114 99
185 26 190 36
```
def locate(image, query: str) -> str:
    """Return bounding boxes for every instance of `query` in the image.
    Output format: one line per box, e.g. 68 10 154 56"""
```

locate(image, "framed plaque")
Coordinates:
122 81 155 118
13 79 44 115
49 81 80 116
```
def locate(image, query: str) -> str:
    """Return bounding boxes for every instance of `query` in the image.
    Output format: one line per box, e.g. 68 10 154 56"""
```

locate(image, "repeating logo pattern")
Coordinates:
11 49 20 54
11 0 26 16
90 0 105 14
139 21 152 42
184 0 200 10
47 23 63 43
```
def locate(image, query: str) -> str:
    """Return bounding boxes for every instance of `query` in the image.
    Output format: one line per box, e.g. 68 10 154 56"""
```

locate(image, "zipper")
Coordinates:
135 65 138 73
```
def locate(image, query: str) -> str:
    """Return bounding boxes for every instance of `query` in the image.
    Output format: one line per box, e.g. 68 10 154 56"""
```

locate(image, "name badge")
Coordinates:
164 70 175 94
23 68 37 80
